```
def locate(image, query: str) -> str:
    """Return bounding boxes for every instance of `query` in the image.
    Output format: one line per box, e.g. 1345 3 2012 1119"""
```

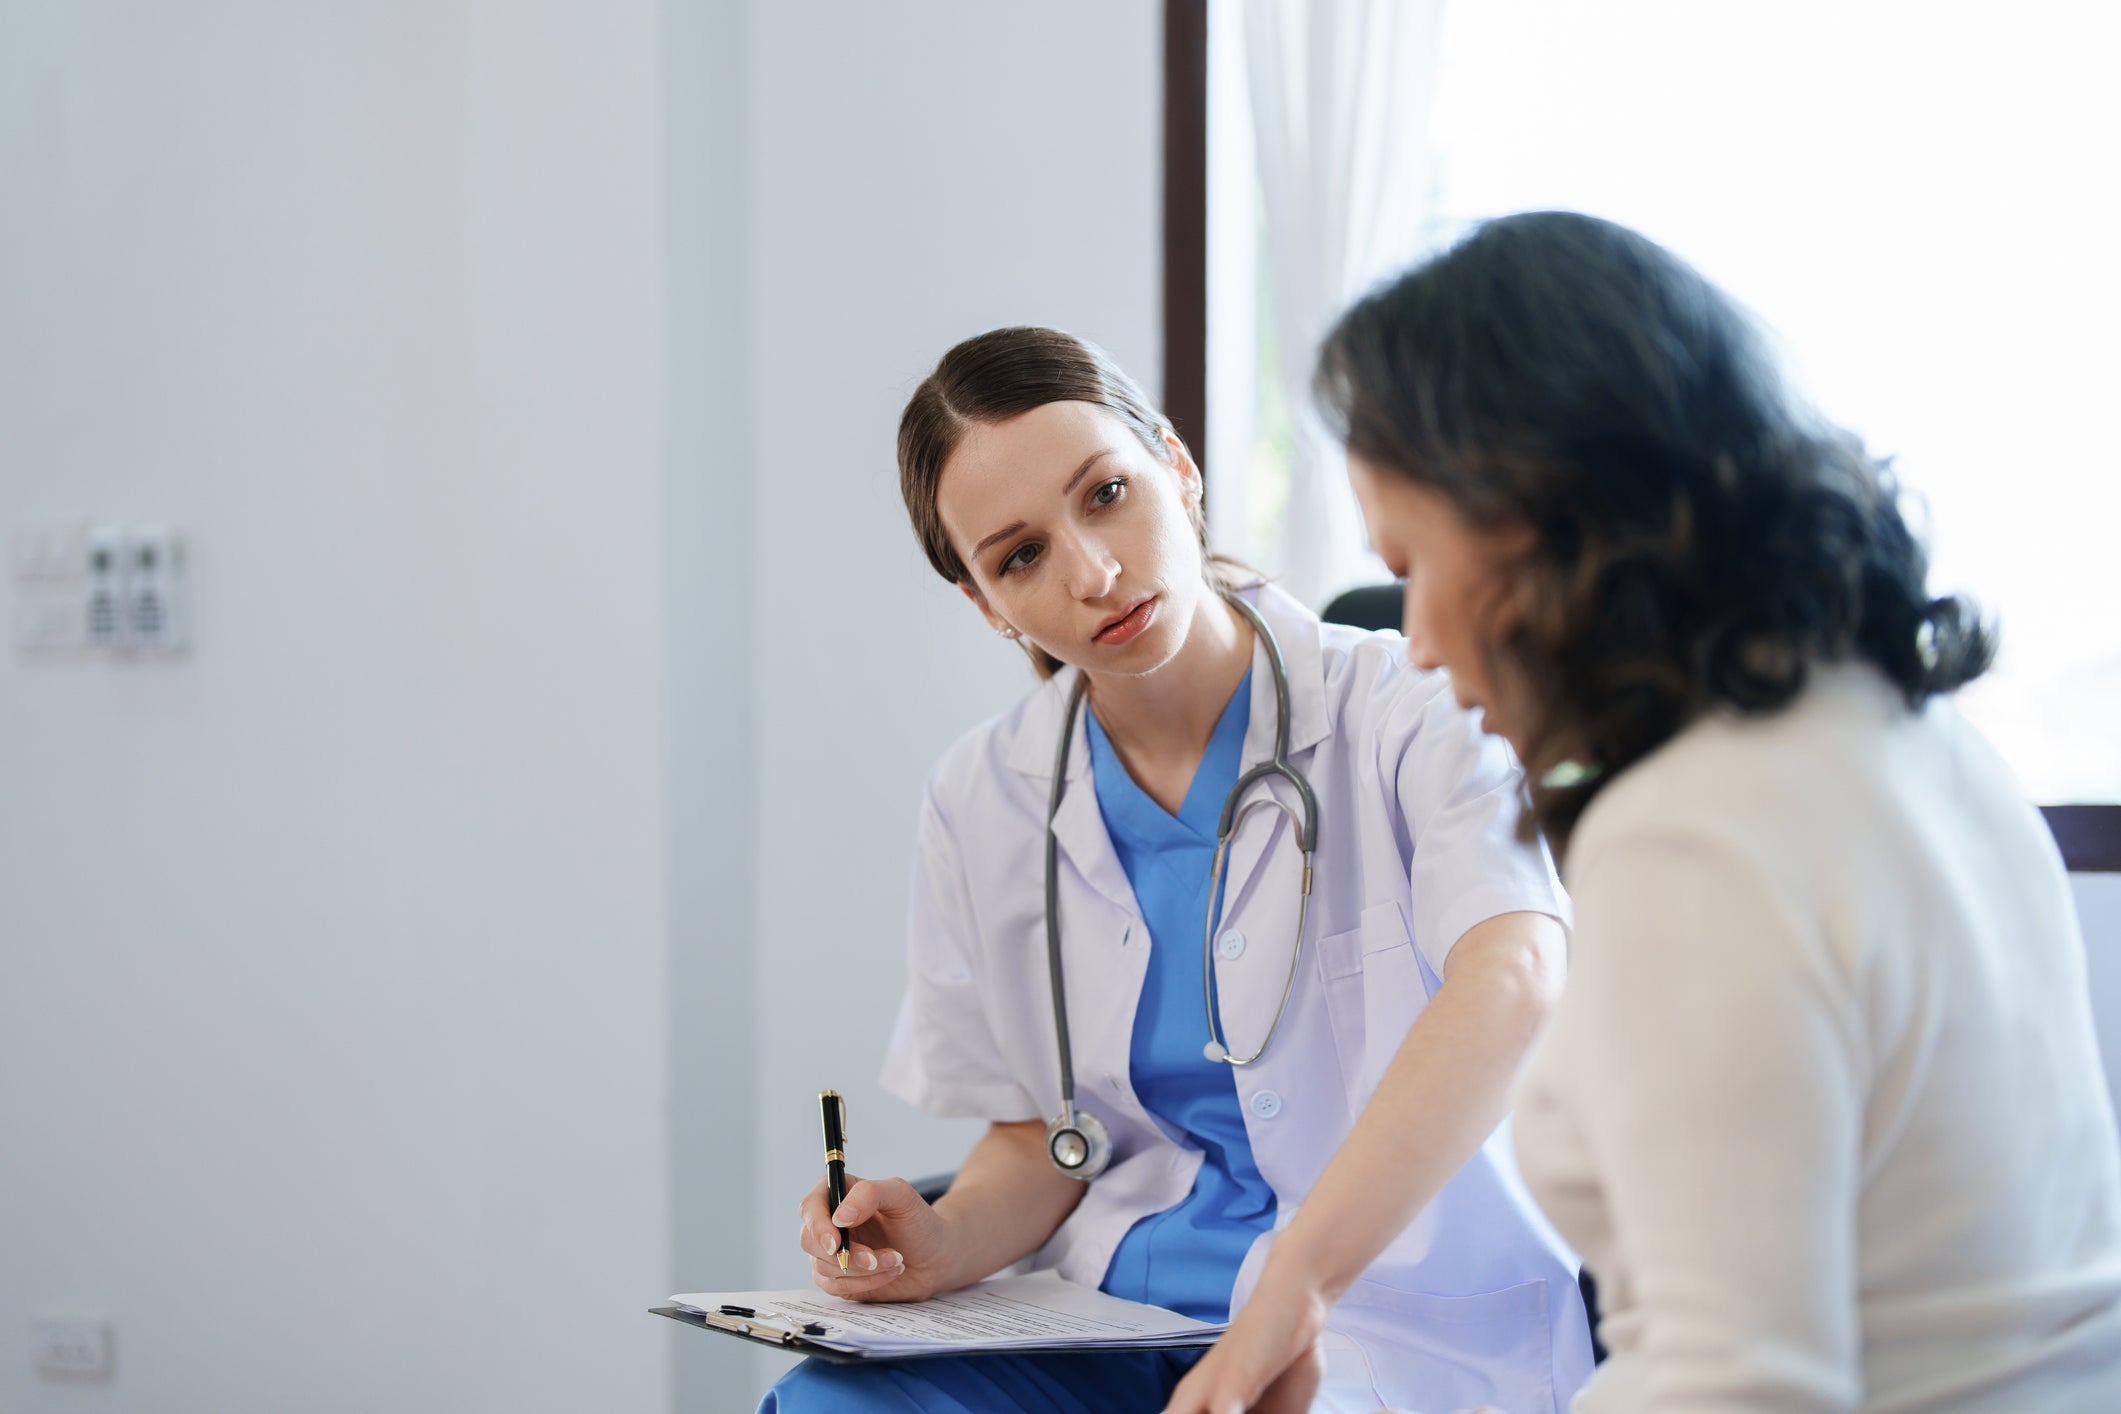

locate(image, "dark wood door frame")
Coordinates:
1157 0 2116 870
1162 0 1209 472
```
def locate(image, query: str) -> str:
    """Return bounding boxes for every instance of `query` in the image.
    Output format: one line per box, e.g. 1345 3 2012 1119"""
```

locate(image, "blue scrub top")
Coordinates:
1085 670 1277 1323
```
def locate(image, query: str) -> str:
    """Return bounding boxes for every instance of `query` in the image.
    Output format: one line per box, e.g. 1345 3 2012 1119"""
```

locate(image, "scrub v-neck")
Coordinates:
1085 669 1277 1322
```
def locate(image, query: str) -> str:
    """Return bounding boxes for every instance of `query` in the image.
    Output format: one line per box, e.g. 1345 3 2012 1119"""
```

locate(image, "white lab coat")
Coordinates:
881 584 1595 1412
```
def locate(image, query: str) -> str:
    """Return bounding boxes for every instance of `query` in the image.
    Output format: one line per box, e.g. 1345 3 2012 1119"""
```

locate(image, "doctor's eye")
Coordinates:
1000 542 1042 576
1090 477 1127 509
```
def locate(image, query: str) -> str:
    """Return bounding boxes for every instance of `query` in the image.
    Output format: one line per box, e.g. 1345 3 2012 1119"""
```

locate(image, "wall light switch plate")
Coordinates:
83 524 126 649
15 590 87 653
32 1316 114 1379
12 520 188 661
13 524 83 579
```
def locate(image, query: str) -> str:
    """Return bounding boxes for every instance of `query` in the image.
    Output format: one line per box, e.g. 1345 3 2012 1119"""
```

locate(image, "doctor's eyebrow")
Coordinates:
970 450 1117 558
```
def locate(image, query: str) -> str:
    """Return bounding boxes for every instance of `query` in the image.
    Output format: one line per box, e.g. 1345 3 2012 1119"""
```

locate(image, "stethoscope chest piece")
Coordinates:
1046 1107 1111 1180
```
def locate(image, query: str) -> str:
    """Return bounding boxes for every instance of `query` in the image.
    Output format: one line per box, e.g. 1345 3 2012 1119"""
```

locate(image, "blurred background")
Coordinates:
2 3 2114 1411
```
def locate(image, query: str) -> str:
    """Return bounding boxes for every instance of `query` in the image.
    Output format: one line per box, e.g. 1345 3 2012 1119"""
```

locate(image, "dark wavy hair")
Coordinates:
1315 211 1995 852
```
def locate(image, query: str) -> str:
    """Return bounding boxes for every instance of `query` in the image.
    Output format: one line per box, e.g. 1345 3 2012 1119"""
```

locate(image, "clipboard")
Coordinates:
650 1304 872 1364
647 1304 1221 1365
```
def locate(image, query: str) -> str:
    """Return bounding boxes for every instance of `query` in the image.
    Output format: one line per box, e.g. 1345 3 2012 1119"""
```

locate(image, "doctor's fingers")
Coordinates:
797 1172 873 1255
831 1175 922 1228
797 1216 892 1267
796 1171 859 1226
808 1245 905 1282
796 1213 894 1264
809 1255 921 1303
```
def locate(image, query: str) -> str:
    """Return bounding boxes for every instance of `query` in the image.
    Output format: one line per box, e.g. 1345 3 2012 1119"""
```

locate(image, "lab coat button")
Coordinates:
1250 1089 1282 1120
1218 929 1246 959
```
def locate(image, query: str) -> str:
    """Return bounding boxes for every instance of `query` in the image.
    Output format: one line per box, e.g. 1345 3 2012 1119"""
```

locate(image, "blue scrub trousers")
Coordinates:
757 1349 1201 1414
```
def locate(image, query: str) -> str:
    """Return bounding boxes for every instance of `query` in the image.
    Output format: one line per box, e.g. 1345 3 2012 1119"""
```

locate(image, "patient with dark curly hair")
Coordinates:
1310 210 2121 1412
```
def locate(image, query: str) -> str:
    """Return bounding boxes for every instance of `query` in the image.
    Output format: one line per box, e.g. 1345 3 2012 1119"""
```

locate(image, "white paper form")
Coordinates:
669 1273 1226 1356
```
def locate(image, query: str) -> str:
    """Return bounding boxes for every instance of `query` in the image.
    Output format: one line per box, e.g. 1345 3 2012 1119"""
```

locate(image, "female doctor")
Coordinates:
762 326 1592 1414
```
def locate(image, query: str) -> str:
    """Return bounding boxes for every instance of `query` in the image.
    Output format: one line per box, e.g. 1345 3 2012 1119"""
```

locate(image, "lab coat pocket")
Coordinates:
1358 900 1425 1097
1317 923 1367 1111
1328 1275 1556 1414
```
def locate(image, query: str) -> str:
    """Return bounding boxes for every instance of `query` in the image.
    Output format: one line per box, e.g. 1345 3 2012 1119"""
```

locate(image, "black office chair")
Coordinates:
1320 582 1406 634
907 582 1608 1366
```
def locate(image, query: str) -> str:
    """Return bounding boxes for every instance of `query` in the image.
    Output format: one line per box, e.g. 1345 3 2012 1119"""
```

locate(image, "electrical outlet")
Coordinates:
31 1316 114 1379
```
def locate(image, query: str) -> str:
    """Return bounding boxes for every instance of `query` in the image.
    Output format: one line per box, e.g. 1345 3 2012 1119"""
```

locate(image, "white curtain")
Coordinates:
1244 0 1450 607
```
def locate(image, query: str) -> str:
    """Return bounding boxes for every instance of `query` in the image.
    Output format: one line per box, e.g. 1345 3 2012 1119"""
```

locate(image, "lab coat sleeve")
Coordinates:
1390 680 1571 977
878 782 1044 1123
1561 822 1862 1412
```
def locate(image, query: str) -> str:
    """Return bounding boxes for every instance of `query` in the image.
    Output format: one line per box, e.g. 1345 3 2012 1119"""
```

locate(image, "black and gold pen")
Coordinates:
821 1089 850 1274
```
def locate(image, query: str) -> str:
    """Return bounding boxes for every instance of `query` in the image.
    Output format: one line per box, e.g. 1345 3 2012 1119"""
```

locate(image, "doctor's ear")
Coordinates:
958 580 1021 640
1157 427 1204 508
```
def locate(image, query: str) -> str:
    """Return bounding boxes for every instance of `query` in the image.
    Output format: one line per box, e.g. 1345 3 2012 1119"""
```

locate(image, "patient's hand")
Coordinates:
796 1172 955 1303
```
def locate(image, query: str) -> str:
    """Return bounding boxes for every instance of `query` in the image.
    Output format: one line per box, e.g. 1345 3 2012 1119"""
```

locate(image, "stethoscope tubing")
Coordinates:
1043 689 1087 1132
1043 586 1320 1165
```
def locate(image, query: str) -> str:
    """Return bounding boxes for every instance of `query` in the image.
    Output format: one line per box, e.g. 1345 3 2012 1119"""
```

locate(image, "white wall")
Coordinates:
0 1 1167 1407
661 0 761 1407
0 4 674 1411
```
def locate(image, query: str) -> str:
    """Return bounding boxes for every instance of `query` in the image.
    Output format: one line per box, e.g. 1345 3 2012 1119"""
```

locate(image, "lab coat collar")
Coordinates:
1235 581 1331 764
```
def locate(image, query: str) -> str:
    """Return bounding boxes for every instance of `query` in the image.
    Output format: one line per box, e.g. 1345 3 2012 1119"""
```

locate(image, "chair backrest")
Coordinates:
1320 583 1404 633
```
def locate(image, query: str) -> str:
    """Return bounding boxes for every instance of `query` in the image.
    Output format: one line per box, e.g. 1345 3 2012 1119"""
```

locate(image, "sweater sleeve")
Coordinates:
1564 823 1866 1413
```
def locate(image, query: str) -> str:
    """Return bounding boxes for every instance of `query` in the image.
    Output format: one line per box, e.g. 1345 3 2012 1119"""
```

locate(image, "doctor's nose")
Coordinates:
1058 536 1120 602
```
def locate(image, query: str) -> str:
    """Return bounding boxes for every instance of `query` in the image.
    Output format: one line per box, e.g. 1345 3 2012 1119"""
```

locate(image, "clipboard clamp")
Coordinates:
697 1306 827 1344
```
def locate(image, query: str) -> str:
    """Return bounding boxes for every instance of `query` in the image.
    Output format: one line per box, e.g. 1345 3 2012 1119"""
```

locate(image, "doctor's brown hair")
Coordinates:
1315 211 1995 854
899 326 1242 679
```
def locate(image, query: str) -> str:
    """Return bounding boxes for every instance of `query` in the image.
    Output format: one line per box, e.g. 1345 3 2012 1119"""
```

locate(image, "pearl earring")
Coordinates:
997 626 1021 641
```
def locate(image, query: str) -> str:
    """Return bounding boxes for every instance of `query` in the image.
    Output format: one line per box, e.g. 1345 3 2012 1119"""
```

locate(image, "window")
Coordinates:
1206 0 2121 807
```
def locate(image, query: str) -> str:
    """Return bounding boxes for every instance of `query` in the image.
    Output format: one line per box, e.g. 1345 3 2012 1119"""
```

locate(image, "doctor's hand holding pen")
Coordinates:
796 1114 1086 1304
797 1171 952 1302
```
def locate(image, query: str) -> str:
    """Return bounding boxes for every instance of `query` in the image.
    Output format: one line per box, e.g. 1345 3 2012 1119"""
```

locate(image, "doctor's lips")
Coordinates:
1093 596 1157 646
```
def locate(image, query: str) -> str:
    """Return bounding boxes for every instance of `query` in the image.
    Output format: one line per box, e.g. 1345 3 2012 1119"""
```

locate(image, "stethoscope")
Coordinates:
1041 588 1319 1180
